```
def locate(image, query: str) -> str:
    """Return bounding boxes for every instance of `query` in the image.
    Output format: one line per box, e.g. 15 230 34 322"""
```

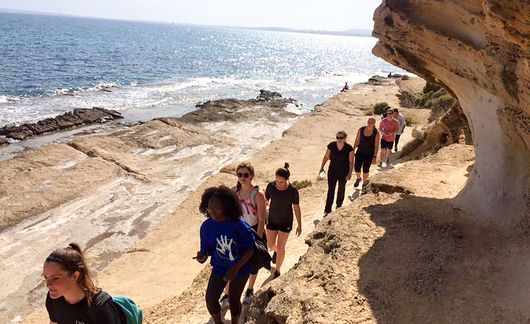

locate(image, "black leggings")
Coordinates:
205 272 250 317
354 152 374 173
325 170 347 213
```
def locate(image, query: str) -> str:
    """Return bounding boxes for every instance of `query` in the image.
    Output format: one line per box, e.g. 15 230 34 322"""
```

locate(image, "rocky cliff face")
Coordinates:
373 0 530 229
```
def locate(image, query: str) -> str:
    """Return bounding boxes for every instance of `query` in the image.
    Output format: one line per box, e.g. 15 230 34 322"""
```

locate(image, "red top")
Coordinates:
380 118 399 142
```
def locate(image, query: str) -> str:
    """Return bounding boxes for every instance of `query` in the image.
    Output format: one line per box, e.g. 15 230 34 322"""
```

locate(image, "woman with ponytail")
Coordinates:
43 243 122 324
265 163 302 278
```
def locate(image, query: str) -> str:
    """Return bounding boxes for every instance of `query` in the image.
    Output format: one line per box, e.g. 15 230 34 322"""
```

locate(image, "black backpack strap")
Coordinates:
88 291 113 322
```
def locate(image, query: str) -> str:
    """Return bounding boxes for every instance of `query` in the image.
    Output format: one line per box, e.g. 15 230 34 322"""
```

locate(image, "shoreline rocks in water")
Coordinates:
0 107 123 142
183 89 299 123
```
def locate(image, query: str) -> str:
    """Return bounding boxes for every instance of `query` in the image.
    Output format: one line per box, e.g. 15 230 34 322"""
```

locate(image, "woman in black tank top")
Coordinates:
352 118 380 188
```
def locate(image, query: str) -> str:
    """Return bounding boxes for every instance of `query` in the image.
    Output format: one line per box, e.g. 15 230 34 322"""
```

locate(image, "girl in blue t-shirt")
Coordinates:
195 185 255 324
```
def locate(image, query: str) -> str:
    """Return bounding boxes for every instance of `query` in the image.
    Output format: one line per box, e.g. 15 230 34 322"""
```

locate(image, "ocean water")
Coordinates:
0 12 406 127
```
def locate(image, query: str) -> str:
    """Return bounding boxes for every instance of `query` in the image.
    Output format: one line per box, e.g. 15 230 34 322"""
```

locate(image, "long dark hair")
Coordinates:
45 243 99 305
275 162 290 180
199 185 243 221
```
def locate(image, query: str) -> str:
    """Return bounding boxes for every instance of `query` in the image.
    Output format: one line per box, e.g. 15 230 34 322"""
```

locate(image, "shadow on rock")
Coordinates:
358 195 530 323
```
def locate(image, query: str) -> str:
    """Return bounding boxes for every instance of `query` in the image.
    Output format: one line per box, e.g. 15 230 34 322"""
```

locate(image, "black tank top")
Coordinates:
357 126 377 156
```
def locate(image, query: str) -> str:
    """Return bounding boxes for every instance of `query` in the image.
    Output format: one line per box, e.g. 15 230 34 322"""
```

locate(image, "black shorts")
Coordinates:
354 152 374 173
266 222 293 233
381 139 394 150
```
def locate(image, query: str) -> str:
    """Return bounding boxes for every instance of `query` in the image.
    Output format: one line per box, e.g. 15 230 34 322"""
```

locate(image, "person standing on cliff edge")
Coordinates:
319 130 354 214
378 108 399 167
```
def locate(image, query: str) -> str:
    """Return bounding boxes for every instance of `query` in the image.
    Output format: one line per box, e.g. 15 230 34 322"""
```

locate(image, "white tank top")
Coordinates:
239 198 258 226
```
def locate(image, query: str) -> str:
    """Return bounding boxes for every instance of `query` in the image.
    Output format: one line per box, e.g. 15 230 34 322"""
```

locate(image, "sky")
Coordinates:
0 0 382 31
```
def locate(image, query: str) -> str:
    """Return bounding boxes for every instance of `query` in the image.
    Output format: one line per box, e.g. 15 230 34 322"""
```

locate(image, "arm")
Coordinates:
255 191 267 237
319 148 331 172
294 204 302 236
353 128 361 150
347 150 354 180
374 132 381 162
224 249 254 282
195 223 209 263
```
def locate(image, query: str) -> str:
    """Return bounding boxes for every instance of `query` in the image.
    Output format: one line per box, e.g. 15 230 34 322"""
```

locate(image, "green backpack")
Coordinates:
90 291 143 324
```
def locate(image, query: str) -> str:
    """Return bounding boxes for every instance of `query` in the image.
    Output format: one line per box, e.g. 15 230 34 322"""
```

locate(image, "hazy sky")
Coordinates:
0 0 382 30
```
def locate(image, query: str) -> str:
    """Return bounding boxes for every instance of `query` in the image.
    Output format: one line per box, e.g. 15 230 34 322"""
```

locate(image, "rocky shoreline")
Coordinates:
0 90 300 323
0 107 123 143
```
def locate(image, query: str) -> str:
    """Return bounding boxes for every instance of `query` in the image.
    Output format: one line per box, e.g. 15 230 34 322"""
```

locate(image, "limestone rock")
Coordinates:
182 90 298 123
0 107 123 141
373 0 530 228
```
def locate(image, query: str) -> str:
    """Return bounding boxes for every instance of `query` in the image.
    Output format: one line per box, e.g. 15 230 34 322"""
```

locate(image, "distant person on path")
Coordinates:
378 108 399 167
393 108 407 152
319 130 354 214
232 162 266 305
43 243 123 324
265 163 302 279
341 82 349 92
352 118 380 187
195 186 256 324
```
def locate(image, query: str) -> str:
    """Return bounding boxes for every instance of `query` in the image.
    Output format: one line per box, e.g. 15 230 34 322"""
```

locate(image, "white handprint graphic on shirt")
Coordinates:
216 235 237 261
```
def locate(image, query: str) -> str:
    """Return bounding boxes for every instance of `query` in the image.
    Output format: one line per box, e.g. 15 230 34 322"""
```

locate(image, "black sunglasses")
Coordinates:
336 136 345 140
237 172 250 178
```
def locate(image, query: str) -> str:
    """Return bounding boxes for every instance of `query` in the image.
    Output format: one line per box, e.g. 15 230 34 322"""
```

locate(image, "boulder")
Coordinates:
373 0 530 228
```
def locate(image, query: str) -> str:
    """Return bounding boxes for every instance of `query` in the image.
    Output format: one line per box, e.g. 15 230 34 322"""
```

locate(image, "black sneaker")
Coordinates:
272 251 277 264
354 178 361 188
273 270 281 279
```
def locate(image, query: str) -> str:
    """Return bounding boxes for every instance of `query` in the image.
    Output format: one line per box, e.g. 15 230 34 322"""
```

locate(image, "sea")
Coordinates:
0 11 406 127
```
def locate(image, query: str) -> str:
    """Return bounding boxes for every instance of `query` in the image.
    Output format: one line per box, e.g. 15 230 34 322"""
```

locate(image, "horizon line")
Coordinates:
0 7 374 37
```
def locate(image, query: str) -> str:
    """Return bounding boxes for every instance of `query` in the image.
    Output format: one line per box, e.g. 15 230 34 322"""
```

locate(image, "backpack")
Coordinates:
232 222 272 272
90 291 143 324
250 227 272 272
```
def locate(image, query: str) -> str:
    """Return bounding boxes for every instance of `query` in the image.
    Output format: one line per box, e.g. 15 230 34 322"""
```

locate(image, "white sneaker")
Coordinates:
242 289 254 304
219 294 229 309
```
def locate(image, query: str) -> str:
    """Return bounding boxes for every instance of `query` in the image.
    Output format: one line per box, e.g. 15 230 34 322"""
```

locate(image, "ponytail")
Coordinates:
275 162 291 180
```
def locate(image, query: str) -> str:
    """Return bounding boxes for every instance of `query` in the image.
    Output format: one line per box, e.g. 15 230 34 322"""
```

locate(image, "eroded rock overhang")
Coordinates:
372 0 529 229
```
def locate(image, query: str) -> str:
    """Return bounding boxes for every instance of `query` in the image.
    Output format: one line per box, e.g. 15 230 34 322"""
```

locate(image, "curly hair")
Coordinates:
199 185 242 221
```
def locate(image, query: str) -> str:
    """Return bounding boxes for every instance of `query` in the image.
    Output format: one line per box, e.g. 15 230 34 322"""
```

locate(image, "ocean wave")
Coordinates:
86 81 121 92
0 95 18 103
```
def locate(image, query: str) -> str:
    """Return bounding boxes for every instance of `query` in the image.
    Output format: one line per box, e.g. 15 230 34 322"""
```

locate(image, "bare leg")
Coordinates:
362 172 370 182
247 273 257 290
275 231 290 273
266 229 278 252
355 171 362 179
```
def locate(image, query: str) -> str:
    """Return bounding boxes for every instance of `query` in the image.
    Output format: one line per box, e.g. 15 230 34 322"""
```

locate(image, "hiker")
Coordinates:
265 163 301 278
393 108 407 152
341 82 349 92
352 118 380 187
378 107 399 167
43 243 123 324
218 162 266 306
319 130 354 214
195 185 255 324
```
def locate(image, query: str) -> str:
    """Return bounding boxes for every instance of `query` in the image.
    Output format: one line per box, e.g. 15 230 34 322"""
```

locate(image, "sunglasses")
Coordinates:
237 172 250 178
336 136 345 140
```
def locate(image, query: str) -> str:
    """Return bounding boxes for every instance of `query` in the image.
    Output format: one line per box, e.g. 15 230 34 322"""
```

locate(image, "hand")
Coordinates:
372 157 377 164
223 266 238 282
194 251 207 264
346 173 352 181
296 226 302 236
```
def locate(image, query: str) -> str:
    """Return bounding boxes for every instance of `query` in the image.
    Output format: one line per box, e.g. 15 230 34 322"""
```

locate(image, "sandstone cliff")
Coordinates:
372 0 530 229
